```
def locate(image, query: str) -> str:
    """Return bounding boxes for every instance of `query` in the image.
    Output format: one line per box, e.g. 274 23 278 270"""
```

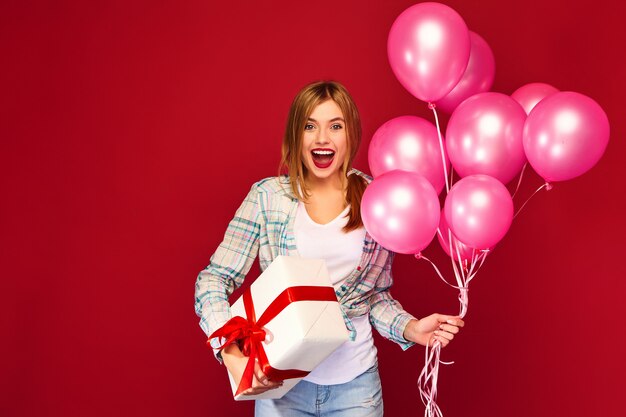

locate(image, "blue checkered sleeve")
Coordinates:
368 252 416 350
194 184 261 352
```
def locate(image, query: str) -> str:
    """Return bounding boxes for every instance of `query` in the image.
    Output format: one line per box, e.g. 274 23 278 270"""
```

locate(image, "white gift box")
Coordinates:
224 255 349 400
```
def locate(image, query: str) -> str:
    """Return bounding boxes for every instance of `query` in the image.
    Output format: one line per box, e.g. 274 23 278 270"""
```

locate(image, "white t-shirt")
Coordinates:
294 201 377 385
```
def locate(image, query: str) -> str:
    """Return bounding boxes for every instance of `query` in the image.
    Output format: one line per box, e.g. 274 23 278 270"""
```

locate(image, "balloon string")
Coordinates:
511 162 528 200
514 182 551 219
457 288 469 320
429 103 450 193
441 229 489 290
419 254 467 291
417 231 490 416
449 232 481 319
466 249 488 287
418 340 444 417
449 234 464 285
417 250 474 417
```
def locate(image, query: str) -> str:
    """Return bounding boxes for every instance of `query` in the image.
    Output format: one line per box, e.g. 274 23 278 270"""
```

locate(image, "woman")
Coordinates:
195 81 464 416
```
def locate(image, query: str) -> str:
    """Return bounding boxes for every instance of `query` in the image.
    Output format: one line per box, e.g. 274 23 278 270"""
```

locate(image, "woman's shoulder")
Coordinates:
348 168 372 184
250 175 296 199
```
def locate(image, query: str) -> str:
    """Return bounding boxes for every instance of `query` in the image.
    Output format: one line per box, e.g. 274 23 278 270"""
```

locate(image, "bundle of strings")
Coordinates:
418 237 487 417
416 104 489 417
416 104 549 417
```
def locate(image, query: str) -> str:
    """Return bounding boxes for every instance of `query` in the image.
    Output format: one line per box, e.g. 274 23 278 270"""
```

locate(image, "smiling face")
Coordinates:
280 81 362 200
301 99 348 185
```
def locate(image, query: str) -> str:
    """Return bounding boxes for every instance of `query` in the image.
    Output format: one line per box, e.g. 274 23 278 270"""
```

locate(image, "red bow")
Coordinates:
208 285 338 396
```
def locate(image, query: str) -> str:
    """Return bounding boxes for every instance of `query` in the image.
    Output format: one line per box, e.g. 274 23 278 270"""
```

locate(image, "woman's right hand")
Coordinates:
221 344 283 396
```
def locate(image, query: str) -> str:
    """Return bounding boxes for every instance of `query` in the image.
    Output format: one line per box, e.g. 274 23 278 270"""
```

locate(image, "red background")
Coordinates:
2 1 625 416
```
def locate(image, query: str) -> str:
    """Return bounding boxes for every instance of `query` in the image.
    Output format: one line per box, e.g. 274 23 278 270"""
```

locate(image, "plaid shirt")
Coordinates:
194 169 416 357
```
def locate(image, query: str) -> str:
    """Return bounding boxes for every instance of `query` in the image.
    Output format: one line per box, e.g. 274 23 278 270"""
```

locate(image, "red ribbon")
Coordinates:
208 285 338 396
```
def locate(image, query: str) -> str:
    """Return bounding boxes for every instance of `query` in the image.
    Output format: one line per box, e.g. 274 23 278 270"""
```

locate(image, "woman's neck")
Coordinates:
304 172 345 194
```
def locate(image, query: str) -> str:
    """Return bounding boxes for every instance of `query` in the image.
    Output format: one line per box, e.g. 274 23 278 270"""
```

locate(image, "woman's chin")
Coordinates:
307 170 343 183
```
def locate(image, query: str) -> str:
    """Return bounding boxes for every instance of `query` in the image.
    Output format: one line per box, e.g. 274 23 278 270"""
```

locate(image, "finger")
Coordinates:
435 336 449 348
435 330 454 341
445 317 464 327
254 362 269 386
251 376 274 390
243 387 269 395
245 382 281 394
436 314 457 324
435 313 448 323
243 381 284 395
265 380 283 389
429 336 444 347
438 323 460 334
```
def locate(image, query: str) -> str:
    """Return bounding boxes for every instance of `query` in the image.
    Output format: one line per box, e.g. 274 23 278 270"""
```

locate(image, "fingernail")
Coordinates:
262 378 269 385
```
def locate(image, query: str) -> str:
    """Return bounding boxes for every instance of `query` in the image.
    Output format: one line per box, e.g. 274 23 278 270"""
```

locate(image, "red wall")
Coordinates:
2 1 625 416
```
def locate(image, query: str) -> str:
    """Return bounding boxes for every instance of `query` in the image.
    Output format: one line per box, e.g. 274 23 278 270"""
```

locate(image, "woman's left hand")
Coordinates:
403 314 465 348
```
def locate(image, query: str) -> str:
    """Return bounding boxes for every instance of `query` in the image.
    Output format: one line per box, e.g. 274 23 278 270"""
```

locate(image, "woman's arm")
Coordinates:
368 251 417 350
403 315 464 347
368 251 463 349
194 183 262 354
193 182 286 393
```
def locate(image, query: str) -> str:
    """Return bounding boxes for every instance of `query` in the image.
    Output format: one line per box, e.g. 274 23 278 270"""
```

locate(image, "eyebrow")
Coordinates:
307 117 345 123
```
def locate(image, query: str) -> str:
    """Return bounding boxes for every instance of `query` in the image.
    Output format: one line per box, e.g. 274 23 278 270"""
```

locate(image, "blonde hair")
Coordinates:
279 81 367 232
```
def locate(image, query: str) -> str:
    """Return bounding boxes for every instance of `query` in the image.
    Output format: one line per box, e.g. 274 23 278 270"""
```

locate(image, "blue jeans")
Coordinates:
254 362 383 417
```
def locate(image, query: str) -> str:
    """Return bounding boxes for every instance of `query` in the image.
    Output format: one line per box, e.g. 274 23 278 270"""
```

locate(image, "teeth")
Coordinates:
312 150 334 155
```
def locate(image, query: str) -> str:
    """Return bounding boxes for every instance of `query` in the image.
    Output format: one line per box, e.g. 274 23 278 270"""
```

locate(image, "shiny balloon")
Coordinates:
387 2 471 103
446 92 527 184
437 209 477 262
361 170 440 255
511 82 559 115
523 91 610 182
444 175 513 250
368 116 449 193
436 31 496 114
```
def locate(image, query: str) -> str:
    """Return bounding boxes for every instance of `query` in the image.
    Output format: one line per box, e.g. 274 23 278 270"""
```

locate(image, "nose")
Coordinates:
315 127 331 145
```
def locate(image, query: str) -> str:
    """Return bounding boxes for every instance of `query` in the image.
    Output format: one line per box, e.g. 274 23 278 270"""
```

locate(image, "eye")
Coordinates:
304 123 315 131
331 123 344 130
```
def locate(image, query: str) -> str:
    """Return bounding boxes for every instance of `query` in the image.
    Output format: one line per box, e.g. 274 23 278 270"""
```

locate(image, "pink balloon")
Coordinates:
511 82 559 115
437 210 476 262
387 2 471 103
368 116 449 193
523 91 610 182
444 175 513 250
446 92 527 184
436 32 496 114
361 170 440 255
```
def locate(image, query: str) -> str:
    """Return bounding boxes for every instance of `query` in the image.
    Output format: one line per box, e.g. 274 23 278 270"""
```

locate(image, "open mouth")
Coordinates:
311 149 335 169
